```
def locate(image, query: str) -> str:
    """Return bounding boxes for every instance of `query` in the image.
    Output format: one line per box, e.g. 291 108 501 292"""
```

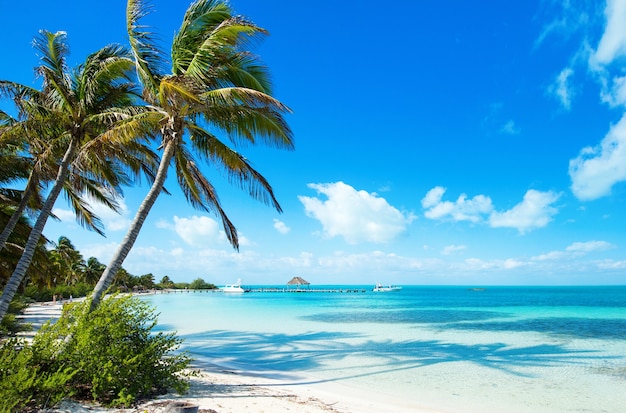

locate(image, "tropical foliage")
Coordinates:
1 295 190 410
0 29 159 321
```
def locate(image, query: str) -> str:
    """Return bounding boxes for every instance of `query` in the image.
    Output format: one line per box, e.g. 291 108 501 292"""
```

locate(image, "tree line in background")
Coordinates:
20 235 220 304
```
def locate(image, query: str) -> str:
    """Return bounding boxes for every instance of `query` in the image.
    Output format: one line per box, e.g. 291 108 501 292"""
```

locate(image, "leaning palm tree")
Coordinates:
0 30 156 322
0 111 46 249
89 0 294 310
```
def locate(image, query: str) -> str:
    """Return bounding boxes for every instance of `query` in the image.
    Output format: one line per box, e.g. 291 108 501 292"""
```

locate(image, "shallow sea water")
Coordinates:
142 286 626 413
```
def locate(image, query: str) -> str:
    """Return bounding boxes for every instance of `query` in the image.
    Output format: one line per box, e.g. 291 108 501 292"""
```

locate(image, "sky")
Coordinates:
2 0 626 286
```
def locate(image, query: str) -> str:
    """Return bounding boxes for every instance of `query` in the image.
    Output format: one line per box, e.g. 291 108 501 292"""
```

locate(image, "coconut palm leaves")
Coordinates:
0 30 158 321
89 0 294 309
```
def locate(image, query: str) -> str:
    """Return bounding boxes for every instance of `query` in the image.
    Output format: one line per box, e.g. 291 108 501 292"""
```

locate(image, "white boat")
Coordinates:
373 283 402 292
221 279 245 293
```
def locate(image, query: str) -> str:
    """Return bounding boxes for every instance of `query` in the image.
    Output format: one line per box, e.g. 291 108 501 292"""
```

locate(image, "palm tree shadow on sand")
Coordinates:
172 328 612 387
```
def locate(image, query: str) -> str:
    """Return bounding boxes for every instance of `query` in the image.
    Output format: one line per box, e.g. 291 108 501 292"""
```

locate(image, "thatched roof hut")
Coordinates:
287 276 310 288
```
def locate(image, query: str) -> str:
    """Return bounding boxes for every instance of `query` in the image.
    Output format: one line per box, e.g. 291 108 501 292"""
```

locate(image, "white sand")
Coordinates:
16 302 445 413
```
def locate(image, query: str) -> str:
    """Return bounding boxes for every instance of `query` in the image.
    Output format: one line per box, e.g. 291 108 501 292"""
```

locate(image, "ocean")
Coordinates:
142 285 626 413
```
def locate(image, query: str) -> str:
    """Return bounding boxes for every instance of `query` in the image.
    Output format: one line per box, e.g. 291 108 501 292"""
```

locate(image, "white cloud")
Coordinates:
569 113 626 200
81 241 120 263
500 120 521 135
441 245 466 256
273 219 290 234
489 190 561 234
591 0 626 66
422 187 560 233
52 196 131 232
534 240 613 261
172 215 222 246
549 67 575 110
421 186 494 223
51 208 76 223
566 240 613 252
298 181 414 244
600 75 626 107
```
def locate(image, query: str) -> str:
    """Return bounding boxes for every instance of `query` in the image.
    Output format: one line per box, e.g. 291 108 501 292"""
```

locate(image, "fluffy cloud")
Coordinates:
298 181 414 244
591 0 626 67
569 113 626 200
423 187 560 233
489 190 561 233
566 240 613 253
273 219 291 234
172 215 222 246
52 196 131 232
534 240 613 261
421 186 494 222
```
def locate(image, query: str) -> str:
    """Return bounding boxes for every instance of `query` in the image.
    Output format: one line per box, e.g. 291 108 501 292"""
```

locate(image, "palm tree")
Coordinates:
0 30 155 322
83 256 106 285
89 0 294 310
48 236 85 285
0 204 51 290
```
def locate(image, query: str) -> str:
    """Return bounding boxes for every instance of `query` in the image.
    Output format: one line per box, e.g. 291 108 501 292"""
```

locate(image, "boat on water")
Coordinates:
373 283 402 292
221 279 246 293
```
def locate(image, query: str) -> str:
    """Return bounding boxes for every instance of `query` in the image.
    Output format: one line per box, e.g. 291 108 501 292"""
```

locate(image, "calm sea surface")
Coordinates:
142 286 626 413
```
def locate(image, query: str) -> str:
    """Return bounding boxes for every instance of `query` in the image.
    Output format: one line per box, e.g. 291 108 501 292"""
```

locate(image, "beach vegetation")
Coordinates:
89 0 294 311
188 277 217 290
0 296 32 337
0 337 76 412
0 294 191 410
158 275 175 289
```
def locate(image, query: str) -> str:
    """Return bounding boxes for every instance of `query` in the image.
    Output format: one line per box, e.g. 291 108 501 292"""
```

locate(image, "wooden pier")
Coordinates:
156 287 367 294
248 287 367 293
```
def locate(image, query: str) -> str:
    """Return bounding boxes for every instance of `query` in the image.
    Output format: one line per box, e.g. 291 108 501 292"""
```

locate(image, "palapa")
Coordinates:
286 276 310 288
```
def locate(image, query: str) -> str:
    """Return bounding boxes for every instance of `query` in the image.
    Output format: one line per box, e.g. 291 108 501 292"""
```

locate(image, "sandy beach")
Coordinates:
17 302 444 413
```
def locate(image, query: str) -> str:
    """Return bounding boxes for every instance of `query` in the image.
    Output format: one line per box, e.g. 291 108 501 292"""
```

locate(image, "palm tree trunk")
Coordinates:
0 140 78 322
89 139 176 311
0 172 38 251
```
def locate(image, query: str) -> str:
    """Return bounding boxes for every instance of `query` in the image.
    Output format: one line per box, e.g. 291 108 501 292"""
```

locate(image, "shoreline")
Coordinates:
16 301 446 413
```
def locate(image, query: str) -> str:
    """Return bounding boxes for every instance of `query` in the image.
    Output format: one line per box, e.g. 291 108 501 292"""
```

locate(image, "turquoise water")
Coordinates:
142 286 626 413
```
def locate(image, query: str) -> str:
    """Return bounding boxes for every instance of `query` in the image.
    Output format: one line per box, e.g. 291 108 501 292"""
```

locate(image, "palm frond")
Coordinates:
127 0 166 97
187 125 282 212
198 87 293 148
173 146 239 248
61 183 108 236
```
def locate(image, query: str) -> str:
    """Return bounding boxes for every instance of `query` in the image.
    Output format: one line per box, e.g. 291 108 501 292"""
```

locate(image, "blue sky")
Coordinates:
2 0 626 286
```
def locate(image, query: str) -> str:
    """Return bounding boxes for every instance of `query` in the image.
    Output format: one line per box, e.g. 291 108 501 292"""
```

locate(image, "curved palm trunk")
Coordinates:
0 140 78 322
89 139 176 311
0 172 38 251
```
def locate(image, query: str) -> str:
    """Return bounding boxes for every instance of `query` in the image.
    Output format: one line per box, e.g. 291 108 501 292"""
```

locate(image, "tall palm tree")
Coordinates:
0 30 155 322
89 0 294 310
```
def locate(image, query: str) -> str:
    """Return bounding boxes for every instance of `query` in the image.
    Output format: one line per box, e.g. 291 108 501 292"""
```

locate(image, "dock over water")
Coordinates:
249 287 367 293
158 287 368 294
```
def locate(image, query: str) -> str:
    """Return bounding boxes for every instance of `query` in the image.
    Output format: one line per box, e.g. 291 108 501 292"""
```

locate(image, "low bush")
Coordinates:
0 296 33 337
0 294 191 410
0 338 75 412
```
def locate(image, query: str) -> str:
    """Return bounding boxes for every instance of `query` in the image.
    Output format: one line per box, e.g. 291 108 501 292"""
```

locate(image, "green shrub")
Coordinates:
32 294 191 407
0 338 75 412
22 283 93 303
0 296 33 337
